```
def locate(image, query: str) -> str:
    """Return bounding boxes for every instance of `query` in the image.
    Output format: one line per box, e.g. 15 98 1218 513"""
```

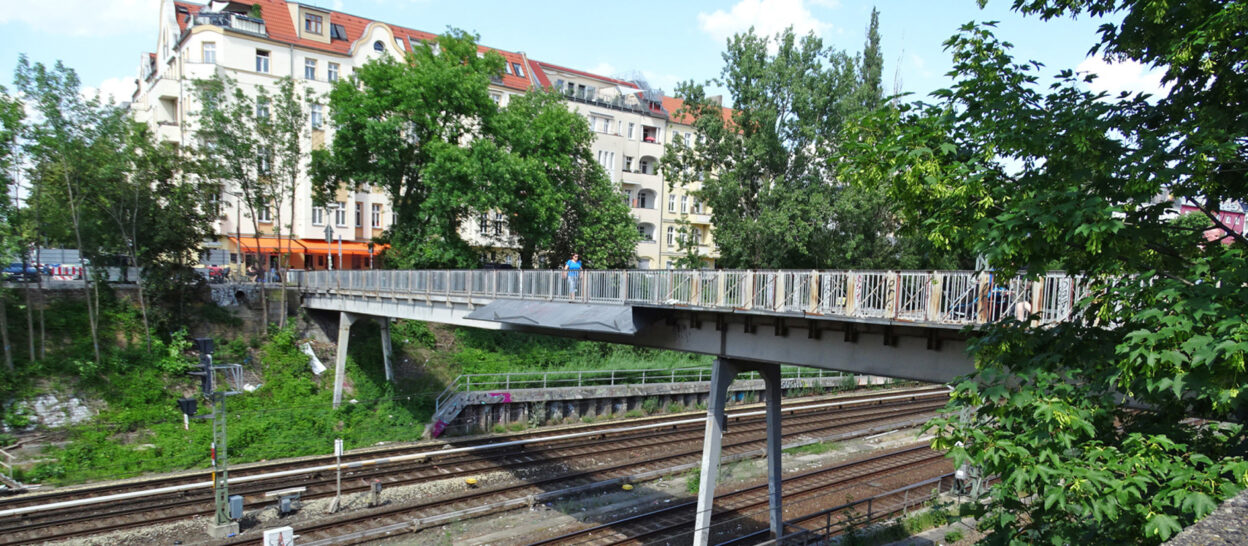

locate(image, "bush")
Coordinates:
945 530 964 543
686 467 701 495
640 397 661 415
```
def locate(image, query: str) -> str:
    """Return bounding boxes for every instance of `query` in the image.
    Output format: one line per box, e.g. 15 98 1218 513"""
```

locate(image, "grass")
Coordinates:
685 467 701 495
782 440 840 456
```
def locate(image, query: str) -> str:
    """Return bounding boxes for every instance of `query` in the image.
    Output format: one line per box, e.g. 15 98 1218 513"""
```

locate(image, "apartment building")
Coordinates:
132 0 718 271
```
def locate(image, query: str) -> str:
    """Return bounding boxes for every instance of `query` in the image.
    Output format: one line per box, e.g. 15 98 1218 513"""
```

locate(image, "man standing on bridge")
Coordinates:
563 253 581 299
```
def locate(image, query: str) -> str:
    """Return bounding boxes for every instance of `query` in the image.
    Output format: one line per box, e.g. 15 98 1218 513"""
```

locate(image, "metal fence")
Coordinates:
433 365 858 414
303 269 1090 327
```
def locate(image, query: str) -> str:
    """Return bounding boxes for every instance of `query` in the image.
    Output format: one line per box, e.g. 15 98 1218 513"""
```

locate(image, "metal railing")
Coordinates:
433 366 858 414
773 474 957 545
303 269 1089 327
191 12 267 36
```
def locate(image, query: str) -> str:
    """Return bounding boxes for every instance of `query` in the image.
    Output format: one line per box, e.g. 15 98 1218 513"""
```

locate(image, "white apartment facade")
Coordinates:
132 0 717 271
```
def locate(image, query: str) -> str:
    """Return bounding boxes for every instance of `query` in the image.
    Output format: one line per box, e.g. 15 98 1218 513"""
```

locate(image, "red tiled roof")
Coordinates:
172 0 537 91
662 95 733 125
530 60 640 90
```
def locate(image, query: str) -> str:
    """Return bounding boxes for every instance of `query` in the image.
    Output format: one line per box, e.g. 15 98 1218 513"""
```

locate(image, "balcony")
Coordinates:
190 12 267 37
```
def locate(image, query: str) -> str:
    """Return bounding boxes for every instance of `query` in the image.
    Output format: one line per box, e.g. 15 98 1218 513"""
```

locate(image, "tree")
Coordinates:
484 90 639 268
314 31 639 269
663 18 950 270
0 86 23 371
849 1 1248 542
260 78 306 327
192 74 277 329
313 30 504 269
16 58 108 365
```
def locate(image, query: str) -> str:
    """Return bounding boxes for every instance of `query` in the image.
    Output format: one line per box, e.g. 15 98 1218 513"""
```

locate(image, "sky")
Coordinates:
0 0 1165 106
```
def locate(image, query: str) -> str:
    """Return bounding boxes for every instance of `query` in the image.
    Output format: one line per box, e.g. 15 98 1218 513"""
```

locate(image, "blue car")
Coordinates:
3 263 43 282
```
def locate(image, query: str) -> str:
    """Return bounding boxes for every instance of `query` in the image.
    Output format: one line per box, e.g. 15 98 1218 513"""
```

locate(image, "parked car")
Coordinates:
3 263 43 282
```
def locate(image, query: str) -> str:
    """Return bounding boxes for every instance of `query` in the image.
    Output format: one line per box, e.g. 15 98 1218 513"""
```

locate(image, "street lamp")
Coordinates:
324 203 339 271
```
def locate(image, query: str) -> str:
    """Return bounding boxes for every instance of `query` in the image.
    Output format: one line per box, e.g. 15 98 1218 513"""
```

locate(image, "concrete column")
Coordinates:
693 358 741 546
379 318 394 382
332 312 358 409
761 363 783 539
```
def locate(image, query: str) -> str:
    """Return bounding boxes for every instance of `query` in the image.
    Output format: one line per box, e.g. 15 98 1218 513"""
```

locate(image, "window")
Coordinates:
304 13 323 34
255 50 270 73
639 157 653 175
311 206 325 225
490 92 502 104
255 97 269 119
257 205 272 223
666 226 675 246
373 40 384 52
512 62 525 78
623 189 632 205
371 204 382 228
494 213 505 235
334 201 346 226
257 146 272 174
692 197 703 214
692 227 703 244
310 103 323 129
668 194 676 212
328 62 339 82
355 202 363 227
478 214 490 235
330 23 347 41
638 191 649 209
503 63 512 75
627 123 636 140
623 156 634 172
638 225 648 239
305 59 317 80
202 42 216 64
680 195 688 214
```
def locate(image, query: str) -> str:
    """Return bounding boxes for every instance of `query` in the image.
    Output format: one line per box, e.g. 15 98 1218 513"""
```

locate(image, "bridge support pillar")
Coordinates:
694 358 784 545
332 312 358 409
379 318 394 383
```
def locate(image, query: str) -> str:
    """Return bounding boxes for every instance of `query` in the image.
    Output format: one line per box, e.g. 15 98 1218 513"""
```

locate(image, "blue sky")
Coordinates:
0 0 1164 105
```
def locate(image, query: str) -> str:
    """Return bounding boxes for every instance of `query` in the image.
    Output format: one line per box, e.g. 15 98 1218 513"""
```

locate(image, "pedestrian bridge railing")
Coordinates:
301 269 1089 327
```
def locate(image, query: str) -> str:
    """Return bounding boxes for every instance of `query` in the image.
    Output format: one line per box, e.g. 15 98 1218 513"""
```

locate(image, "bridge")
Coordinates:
298 268 1085 544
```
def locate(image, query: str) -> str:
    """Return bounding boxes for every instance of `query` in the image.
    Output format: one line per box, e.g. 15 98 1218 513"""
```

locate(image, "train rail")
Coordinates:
0 387 949 545
526 444 949 546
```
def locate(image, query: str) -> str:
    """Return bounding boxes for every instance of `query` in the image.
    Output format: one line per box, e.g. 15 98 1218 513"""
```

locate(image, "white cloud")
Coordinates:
82 76 138 105
0 0 157 37
809 0 841 7
588 62 617 79
909 53 932 78
642 71 682 94
697 0 832 44
1076 56 1169 98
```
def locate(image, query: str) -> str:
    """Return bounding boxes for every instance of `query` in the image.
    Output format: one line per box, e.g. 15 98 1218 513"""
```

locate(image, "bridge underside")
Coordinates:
302 293 971 544
302 295 973 385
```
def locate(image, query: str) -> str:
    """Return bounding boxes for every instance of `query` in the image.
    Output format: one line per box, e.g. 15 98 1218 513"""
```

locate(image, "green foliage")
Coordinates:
663 17 958 270
392 320 437 350
852 1 1248 543
685 467 701 495
623 409 645 419
783 441 839 456
640 397 661 415
668 403 685 414
944 530 964 543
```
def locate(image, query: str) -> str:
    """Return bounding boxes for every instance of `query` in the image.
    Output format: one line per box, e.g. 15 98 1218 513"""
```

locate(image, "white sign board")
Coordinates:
334 438 343 457
263 526 295 546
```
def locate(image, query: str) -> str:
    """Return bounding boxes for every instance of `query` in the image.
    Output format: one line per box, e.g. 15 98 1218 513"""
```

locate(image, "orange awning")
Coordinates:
297 239 388 256
230 237 308 254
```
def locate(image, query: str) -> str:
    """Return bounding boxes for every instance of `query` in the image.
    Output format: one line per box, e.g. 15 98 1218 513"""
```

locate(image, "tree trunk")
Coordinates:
34 186 45 360
277 207 287 329
1 288 12 371
24 271 34 362
64 172 102 365
255 235 268 333
129 247 152 351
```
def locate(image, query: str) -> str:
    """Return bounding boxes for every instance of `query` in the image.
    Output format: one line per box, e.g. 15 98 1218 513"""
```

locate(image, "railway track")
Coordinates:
1 386 949 545
527 444 949 546
212 409 945 545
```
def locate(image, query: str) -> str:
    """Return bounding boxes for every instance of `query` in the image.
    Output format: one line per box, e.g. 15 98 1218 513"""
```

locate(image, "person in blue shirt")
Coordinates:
564 253 581 298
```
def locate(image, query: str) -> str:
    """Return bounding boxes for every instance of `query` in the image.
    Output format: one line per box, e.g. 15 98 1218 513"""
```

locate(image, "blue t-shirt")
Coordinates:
566 259 581 278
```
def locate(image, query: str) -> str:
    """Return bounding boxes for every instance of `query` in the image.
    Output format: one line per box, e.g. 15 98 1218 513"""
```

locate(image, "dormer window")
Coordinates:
304 13 323 35
329 24 346 41
512 63 525 78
